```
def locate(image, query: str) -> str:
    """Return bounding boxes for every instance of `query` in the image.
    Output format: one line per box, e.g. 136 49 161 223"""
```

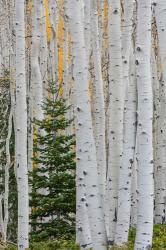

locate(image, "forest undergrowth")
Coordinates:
2 225 166 250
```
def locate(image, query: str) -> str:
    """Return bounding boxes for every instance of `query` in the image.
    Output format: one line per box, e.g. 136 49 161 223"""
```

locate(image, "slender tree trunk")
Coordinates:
154 0 166 224
31 0 44 122
48 0 58 82
4 109 13 241
40 1 48 99
68 1 107 249
15 0 29 249
107 0 124 243
134 1 154 249
91 0 106 206
115 47 137 246
65 1 92 248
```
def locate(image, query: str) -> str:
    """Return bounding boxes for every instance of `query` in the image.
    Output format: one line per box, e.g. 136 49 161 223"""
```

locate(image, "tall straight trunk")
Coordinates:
107 0 124 244
91 0 106 205
115 0 135 245
154 0 166 224
134 1 153 249
48 0 58 82
151 45 165 224
84 0 91 60
115 47 137 246
130 151 138 228
15 0 29 249
67 1 107 249
40 1 48 99
65 1 92 248
4 109 13 241
31 0 44 122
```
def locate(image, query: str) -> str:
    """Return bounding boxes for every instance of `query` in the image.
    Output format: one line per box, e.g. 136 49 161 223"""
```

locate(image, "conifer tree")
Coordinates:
30 83 76 242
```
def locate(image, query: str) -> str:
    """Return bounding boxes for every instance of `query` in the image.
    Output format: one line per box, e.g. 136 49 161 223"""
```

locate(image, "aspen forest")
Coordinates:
1 0 166 249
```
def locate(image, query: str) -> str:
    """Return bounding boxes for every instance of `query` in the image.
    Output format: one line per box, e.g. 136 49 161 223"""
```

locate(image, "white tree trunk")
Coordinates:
115 47 137 246
130 152 138 228
134 1 154 249
91 0 106 206
40 1 48 99
154 0 166 224
48 0 58 82
31 0 44 122
65 1 92 248
68 1 107 249
107 0 124 243
4 109 13 241
15 0 29 249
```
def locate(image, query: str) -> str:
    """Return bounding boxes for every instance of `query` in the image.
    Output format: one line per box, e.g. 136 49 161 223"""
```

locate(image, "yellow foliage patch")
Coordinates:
43 0 52 42
57 0 64 96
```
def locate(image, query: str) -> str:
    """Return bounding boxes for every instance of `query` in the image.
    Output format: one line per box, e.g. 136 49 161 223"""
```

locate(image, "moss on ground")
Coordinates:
109 224 166 250
3 224 166 250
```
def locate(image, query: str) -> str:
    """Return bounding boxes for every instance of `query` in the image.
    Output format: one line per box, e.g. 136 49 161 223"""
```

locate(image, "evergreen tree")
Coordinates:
30 84 76 242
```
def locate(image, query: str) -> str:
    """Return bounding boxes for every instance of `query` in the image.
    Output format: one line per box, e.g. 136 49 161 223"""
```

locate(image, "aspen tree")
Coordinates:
67 0 107 249
31 0 44 122
63 12 73 137
107 0 124 243
151 45 165 224
130 153 138 228
40 1 48 99
98 0 105 51
15 0 29 248
4 110 13 241
84 0 91 59
134 0 154 249
154 0 166 224
65 1 92 248
91 0 106 204
115 0 135 245
48 0 58 82
115 47 137 246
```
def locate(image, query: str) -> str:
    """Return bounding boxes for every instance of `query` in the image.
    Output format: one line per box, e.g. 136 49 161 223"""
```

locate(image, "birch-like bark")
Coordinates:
40 1 48 99
31 0 44 122
115 0 135 244
154 0 166 224
151 45 165 224
107 0 124 243
130 152 138 228
84 0 91 60
68 1 107 249
4 109 13 241
91 0 106 205
48 0 58 82
15 0 29 248
98 0 105 51
65 1 92 248
115 47 137 246
134 1 154 249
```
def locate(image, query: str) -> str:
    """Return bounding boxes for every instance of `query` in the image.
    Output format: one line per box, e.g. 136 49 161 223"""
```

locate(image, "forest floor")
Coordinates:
1 224 166 250
112 224 166 249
